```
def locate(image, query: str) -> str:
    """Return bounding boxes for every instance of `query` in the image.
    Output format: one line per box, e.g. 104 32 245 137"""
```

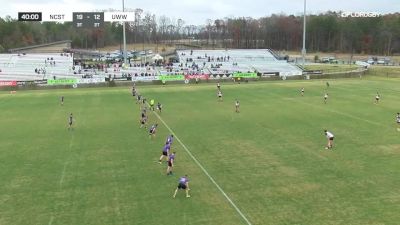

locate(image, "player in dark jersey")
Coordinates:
131 86 136 96
159 143 170 164
61 96 64 106
149 123 158 138
173 175 190 198
68 113 73 130
167 152 176 175
141 109 146 119
157 102 162 113
396 112 400 131
140 116 147 129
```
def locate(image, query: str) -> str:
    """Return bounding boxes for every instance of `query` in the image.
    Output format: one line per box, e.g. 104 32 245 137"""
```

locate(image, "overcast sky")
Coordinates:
0 0 399 25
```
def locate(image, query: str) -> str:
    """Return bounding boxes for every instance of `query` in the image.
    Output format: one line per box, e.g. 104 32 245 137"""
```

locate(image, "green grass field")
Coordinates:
1 77 399 225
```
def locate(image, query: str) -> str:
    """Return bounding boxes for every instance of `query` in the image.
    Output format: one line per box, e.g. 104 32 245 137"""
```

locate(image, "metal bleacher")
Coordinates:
0 53 76 81
174 49 303 76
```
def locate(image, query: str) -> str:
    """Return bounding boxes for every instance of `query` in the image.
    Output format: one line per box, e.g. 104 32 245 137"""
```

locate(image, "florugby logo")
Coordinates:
340 12 382 18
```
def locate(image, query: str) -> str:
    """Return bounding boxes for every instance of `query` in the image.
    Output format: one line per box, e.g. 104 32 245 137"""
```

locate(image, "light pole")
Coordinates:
122 0 127 66
302 0 307 70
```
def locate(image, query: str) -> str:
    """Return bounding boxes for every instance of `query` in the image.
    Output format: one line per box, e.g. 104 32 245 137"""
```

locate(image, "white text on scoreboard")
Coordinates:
104 12 135 22
42 12 72 22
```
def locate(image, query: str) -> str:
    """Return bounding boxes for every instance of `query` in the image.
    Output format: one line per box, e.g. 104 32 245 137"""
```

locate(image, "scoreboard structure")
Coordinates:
18 11 135 28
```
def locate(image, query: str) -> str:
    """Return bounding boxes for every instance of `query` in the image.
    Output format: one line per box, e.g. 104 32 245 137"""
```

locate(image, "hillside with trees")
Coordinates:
0 10 399 54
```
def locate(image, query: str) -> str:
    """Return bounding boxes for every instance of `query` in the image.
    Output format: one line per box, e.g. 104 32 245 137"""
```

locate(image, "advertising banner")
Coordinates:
232 72 258 78
0 81 17 86
76 78 106 84
47 79 77 85
184 74 210 80
159 74 185 81
132 76 159 81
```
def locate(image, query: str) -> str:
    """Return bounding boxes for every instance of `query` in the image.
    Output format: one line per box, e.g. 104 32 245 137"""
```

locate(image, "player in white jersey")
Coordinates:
217 90 223 101
235 99 240 113
374 92 380 104
324 130 334 149
301 88 304 96
324 93 329 104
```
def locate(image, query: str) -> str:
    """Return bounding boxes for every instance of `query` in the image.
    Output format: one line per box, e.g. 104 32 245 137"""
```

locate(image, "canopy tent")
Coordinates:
152 54 163 61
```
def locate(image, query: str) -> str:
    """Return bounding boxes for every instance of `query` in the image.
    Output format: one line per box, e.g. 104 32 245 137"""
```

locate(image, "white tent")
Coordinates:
152 54 163 61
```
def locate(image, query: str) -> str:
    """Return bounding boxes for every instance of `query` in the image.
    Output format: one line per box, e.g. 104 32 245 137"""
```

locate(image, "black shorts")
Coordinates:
69 122 72 125
329 137 334 141
178 183 187 189
168 161 173 167
141 121 145 124
162 151 168 156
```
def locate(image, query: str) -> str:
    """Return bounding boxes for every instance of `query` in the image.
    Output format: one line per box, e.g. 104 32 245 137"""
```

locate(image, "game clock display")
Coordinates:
18 12 42 21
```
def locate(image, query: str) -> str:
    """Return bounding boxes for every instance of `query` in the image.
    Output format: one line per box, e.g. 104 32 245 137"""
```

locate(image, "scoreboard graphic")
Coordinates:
73 12 104 28
18 11 135 28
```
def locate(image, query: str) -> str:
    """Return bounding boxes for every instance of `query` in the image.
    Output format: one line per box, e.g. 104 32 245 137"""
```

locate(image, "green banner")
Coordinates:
47 79 77 85
159 74 185 81
233 72 258 78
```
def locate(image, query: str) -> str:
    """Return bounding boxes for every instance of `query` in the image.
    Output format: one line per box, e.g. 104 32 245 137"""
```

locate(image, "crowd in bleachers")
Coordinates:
0 49 303 81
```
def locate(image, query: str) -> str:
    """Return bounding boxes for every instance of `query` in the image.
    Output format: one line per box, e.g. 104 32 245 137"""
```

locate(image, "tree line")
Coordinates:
0 10 399 55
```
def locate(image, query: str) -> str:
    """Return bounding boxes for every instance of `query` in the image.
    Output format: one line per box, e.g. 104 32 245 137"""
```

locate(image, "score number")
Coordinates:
73 12 104 28
18 12 42 21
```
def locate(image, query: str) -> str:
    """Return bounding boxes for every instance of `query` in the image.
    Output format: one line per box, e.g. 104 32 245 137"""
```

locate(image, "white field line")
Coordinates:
48 215 54 225
149 105 252 225
59 162 68 188
51 133 74 224
59 135 74 188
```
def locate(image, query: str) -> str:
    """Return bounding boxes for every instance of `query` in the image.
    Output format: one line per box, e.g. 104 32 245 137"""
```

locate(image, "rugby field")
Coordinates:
0 77 399 225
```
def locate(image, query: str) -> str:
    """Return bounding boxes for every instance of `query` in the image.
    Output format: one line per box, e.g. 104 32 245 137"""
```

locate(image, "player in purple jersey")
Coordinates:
166 152 176 175
159 143 170 164
166 134 174 145
173 175 190 198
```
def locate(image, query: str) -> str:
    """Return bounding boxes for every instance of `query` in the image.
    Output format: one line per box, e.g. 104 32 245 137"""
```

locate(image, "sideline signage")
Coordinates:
159 74 185 81
185 74 210 80
77 78 106 84
0 81 17 86
232 72 257 78
47 79 77 85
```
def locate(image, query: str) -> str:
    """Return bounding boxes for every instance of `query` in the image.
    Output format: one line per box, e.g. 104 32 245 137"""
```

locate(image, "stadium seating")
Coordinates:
0 53 78 81
175 49 302 76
